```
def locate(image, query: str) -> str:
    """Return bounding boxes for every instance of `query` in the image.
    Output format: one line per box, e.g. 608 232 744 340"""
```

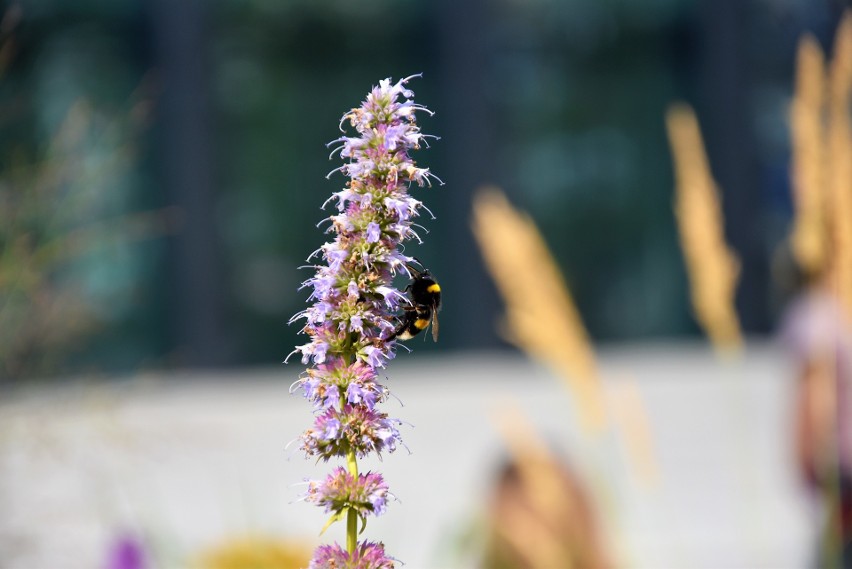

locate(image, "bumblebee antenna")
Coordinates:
405 261 423 278
406 257 431 277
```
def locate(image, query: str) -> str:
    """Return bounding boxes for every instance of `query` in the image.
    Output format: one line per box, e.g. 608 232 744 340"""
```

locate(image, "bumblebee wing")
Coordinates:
430 308 439 342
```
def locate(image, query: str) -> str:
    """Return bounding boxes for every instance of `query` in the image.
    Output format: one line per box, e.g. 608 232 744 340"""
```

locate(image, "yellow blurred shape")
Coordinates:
471 187 605 432
786 11 852 322
790 34 828 275
827 11 852 323
666 104 743 355
489 403 612 569
194 537 312 569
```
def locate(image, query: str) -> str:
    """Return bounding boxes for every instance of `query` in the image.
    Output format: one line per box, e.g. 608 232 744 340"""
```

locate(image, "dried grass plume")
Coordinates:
471 187 605 432
826 11 852 322
790 34 828 275
487 404 613 569
786 11 852 322
666 104 743 354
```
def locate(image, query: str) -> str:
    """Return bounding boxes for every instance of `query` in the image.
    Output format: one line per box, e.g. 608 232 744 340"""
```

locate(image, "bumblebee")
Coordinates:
390 262 441 342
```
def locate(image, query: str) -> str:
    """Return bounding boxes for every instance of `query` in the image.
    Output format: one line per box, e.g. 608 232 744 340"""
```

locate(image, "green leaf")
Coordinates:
319 510 345 535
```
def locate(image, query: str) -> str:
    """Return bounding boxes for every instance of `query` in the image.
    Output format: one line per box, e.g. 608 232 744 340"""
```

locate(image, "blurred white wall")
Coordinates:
0 342 815 568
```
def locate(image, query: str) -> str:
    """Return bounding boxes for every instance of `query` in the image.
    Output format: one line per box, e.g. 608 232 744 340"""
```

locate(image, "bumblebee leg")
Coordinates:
388 306 416 340
388 314 406 340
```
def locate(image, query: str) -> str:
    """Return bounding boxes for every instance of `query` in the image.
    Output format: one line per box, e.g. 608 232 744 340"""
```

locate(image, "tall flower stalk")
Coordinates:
289 75 439 568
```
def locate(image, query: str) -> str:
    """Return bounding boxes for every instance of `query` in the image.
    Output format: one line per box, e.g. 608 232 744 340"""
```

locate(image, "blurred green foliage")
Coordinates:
0 0 836 378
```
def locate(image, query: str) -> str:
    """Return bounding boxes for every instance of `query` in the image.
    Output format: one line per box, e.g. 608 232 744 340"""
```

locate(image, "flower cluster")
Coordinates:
306 467 390 518
309 542 395 569
294 360 385 412
289 75 438 567
301 404 403 461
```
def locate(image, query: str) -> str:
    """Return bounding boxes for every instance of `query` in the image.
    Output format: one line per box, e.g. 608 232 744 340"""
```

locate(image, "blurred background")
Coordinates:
1 0 844 376
0 0 848 567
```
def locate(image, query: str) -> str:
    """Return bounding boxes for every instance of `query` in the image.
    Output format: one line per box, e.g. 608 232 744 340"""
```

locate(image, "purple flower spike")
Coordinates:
290 75 438 568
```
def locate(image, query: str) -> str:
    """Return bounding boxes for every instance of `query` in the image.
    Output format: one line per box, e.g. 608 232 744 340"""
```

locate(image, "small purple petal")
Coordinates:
366 222 381 243
347 280 360 299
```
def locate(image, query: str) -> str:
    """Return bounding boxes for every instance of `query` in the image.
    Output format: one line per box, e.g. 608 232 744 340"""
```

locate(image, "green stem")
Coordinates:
342 350 359 555
346 447 359 554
